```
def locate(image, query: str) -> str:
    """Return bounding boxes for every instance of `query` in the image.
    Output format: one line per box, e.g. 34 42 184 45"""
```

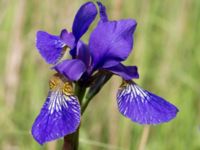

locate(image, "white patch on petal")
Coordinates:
54 40 66 48
117 81 152 122
48 89 78 114
117 82 149 105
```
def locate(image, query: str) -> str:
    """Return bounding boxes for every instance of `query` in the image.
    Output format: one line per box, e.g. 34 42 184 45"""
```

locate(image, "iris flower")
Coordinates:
32 2 97 144
32 1 179 145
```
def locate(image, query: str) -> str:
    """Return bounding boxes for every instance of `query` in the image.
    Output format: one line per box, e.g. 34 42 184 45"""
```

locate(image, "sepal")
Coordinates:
117 80 179 124
31 75 81 144
36 31 66 64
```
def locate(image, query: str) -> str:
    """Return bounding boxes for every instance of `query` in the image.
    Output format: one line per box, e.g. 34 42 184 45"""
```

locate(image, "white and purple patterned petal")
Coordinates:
32 89 81 145
36 31 66 64
117 81 179 124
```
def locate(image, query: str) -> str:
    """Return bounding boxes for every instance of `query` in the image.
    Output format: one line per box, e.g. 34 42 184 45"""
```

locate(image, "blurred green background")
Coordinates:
0 0 200 149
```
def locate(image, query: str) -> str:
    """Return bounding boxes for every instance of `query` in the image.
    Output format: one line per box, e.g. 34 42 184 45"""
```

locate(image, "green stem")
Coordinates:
81 96 92 115
81 73 112 115
62 82 86 150
75 82 86 103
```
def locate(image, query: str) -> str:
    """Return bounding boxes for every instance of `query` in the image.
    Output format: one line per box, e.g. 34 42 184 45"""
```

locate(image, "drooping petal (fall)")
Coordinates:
32 89 81 145
105 63 139 80
117 81 179 124
36 30 75 64
36 31 66 64
53 59 86 81
89 19 137 69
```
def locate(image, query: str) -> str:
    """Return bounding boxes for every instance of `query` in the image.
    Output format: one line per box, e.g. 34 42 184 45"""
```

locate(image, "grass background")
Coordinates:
0 0 200 149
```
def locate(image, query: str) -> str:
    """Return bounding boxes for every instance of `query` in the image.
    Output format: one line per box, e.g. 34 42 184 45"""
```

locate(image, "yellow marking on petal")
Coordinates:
49 74 74 96
120 80 128 89
49 78 59 90
62 82 73 95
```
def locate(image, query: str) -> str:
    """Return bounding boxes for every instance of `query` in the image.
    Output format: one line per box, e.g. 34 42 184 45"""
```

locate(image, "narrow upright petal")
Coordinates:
53 59 86 81
70 2 97 58
106 63 139 80
89 19 137 69
36 31 66 64
97 1 108 22
77 41 90 67
117 81 179 124
72 2 97 41
32 76 81 145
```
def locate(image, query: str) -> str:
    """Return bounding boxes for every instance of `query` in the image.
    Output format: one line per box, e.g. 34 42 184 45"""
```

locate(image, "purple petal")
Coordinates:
77 41 90 67
53 59 86 81
60 29 75 49
72 2 97 41
36 31 66 64
117 81 179 124
89 19 137 69
105 63 139 80
97 1 108 22
32 90 81 145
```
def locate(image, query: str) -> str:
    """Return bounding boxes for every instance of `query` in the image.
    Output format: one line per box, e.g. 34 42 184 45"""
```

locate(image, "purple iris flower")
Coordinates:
55 1 178 124
32 2 97 145
32 1 179 145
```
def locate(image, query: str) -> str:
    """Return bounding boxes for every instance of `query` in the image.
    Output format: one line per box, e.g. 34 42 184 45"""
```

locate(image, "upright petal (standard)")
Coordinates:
77 41 90 67
97 1 108 22
89 19 137 69
70 2 97 58
72 2 97 41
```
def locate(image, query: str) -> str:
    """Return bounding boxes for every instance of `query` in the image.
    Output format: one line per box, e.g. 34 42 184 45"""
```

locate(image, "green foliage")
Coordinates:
0 0 199 149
